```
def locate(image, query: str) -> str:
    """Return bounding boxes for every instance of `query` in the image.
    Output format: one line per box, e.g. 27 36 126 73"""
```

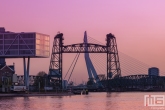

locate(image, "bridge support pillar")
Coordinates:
23 57 27 87
23 57 30 90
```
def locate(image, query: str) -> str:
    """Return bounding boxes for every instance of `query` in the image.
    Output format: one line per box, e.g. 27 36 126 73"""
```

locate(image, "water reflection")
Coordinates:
56 96 63 110
0 92 164 110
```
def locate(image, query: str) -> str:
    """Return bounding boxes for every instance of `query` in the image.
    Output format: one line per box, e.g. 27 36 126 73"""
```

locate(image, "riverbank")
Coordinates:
0 92 73 97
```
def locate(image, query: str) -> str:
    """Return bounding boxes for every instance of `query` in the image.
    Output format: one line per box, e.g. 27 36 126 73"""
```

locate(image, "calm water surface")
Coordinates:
0 92 164 110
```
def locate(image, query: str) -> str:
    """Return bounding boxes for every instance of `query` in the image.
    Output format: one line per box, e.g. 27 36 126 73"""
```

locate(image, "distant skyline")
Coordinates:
1 0 165 83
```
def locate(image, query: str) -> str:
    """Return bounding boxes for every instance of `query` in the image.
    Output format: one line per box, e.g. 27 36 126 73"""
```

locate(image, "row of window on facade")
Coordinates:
0 50 49 56
36 39 49 45
0 45 35 49
0 33 49 41
0 36 49 41
0 39 49 46
3 50 35 55
36 34 49 41
36 50 49 56
0 39 35 44
0 45 49 50
0 34 35 39
36 45 49 50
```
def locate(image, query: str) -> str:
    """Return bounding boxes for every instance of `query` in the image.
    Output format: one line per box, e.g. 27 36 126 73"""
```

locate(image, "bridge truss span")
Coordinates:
49 32 121 89
62 43 107 53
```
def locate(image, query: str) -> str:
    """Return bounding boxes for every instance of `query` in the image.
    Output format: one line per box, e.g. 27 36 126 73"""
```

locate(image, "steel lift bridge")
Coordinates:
48 31 121 89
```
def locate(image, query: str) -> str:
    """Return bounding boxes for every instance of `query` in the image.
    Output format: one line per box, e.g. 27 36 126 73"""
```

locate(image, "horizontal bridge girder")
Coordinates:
62 51 107 53
64 43 106 47
62 43 107 53
52 52 118 54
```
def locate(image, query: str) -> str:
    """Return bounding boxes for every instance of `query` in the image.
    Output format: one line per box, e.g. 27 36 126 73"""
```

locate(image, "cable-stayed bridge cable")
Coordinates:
68 53 80 82
64 53 79 79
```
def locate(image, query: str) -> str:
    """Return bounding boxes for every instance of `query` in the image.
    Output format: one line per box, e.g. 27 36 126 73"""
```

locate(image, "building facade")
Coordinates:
148 67 159 76
0 65 15 92
0 27 50 90
0 32 50 58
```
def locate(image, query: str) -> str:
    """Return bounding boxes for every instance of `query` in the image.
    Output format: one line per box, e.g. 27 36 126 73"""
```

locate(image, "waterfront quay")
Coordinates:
0 92 73 97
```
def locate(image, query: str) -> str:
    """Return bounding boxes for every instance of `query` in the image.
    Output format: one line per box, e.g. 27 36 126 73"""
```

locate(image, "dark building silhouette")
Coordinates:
148 67 159 76
0 65 15 92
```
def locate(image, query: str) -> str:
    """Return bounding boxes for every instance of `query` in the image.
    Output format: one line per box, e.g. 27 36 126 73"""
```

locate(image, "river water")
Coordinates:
0 92 164 110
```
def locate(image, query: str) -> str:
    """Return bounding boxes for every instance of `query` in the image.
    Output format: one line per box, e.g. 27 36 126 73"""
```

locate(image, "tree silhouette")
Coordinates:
33 71 47 90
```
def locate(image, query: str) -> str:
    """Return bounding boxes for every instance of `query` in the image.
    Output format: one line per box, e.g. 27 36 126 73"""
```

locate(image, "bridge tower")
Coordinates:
84 31 101 86
106 33 121 80
48 33 63 89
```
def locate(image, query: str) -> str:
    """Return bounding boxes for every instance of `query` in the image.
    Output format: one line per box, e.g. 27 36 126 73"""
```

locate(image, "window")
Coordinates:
36 50 40 55
0 35 3 39
10 45 18 49
24 39 34 44
0 45 3 49
6 50 18 55
21 34 34 39
20 50 33 54
4 34 16 39
36 34 40 39
36 39 40 44
4 40 13 44
0 40 3 43
36 45 40 49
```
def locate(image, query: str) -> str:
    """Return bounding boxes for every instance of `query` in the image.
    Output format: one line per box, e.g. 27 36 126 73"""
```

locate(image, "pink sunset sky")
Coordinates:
1 0 165 83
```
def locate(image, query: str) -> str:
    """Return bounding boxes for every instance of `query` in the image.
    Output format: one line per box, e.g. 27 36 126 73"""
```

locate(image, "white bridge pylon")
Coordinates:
84 31 100 84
